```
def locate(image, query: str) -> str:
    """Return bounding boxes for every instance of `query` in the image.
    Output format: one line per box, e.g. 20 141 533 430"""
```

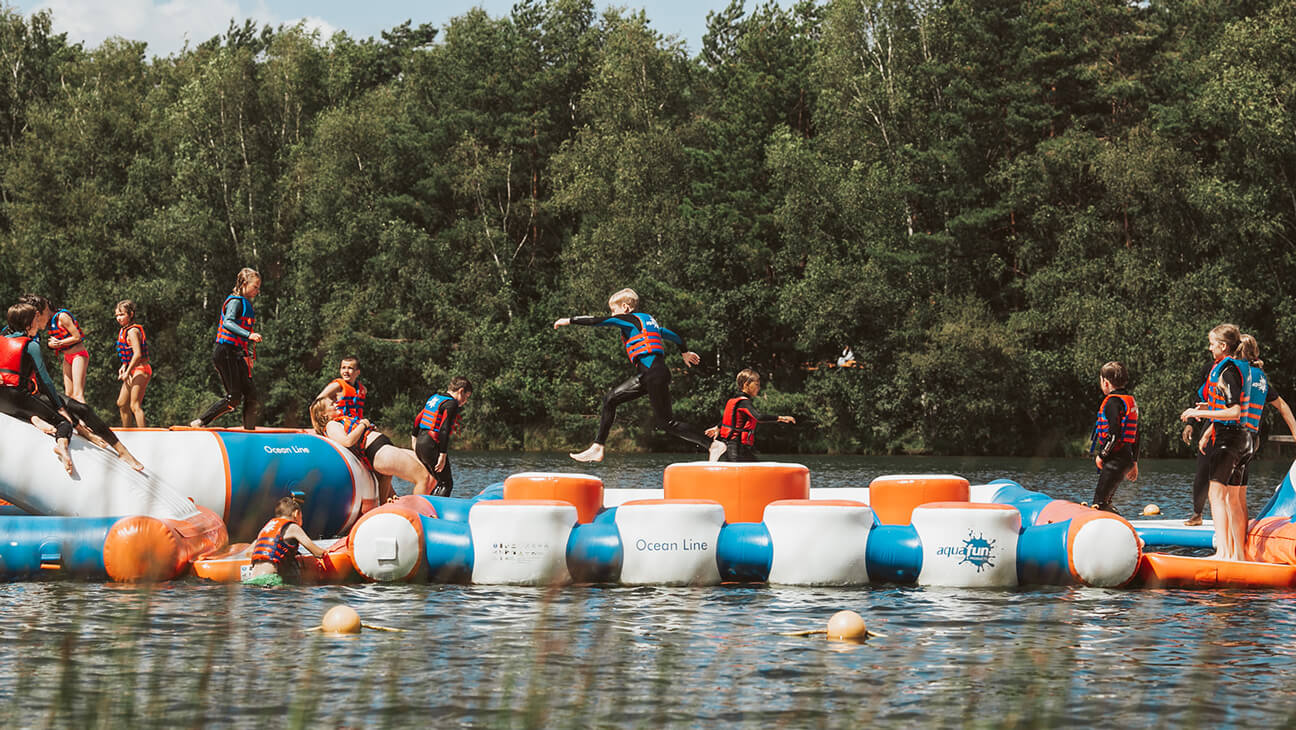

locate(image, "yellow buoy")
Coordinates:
1142 504 1160 516
321 605 362 635
826 610 868 641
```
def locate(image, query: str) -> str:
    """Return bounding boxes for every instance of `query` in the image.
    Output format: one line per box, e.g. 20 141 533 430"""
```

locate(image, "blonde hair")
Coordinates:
309 398 331 435
736 368 761 392
1237 334 1261 364
233 268 261 296
608 288 639 310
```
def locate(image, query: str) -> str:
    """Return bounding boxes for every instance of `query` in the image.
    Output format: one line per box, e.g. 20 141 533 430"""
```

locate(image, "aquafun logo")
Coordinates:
935 530 997 572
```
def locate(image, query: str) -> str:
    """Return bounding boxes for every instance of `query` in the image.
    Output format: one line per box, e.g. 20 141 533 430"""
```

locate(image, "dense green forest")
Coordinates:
1 0 1293 457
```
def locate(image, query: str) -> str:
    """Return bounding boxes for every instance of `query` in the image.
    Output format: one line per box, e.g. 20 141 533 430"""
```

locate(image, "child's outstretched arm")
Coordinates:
1274 396 1296 439
283 523 326 557
658 326 700 367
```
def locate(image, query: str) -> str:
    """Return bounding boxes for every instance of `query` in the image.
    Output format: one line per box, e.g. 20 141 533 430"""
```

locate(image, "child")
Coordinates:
1091 361 1139 514
243 495 326 586
114 300 150 427
1 303 75 474
1180 324 1250 560
310 398 428 501
46 305 88 402
314 356 366 421
412 376 471 497
705 369 796 462
192 268 262 429
553 288 713 462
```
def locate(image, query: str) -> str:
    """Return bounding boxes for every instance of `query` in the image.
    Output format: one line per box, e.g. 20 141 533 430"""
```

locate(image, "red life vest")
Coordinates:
250 516 298 565
116 324 148 364
718 396 757 446
622 313 666 364
48 309 82 352
0 336 29 388
414 394 460 441
331 378 366 420
215 294 255 352
1094 393 1138 445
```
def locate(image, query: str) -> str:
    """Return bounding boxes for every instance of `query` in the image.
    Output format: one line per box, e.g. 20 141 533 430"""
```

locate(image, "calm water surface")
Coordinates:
3 452 1296 728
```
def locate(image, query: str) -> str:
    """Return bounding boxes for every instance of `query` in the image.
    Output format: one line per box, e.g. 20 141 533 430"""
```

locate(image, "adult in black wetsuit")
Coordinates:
191 268 262 429
1181 359 1214 525
553 287 714 463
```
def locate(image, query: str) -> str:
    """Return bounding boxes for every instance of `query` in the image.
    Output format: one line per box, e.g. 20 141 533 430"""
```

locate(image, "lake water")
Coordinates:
3 451 1295 727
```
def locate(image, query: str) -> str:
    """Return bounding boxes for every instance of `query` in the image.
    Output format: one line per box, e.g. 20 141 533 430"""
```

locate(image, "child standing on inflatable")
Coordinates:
704 368 795 462
314 356 366 422
1 303 76 474
1091 361 1139 514
412 376 471 496
46 305 88 402
1232 334 1296 485
244 495 326 587
1180 324 1251 561
554 288 715 462
191 268 262 429
114 300 150 427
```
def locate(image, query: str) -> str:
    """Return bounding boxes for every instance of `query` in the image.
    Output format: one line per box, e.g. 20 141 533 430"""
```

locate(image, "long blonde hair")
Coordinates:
233 268 261 296
309 398 331 435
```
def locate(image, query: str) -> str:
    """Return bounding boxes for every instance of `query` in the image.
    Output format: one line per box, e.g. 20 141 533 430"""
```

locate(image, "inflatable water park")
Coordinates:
6 413 1296 589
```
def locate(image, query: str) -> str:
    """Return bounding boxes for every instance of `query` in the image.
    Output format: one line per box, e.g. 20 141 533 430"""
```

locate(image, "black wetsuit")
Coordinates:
1092 390 1138 512
1187 361 1213 516
414 396 461 497
0 334 73 442
196 297 258 429
1206 360 1248 486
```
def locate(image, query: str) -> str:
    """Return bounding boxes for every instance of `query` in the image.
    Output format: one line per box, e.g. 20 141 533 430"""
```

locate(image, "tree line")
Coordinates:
1 0 1293 457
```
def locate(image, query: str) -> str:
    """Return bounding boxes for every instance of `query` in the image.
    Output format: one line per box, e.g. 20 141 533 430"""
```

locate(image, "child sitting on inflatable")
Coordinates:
412 376 471 497
314 356 366 421
310 397 427 501
244 495 326 587
553 287 714 462
1092 361 1139 514
705 368 795 462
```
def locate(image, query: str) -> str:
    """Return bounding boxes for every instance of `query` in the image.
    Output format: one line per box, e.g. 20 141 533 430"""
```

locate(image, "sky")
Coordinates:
16 0 785 58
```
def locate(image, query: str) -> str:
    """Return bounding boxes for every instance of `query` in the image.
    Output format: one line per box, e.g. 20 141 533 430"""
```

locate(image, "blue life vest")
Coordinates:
415 394 460 440
215 295 255 352
48 309 82 351
622 313 665 364
1207 357 1249 428
1240 361 1269 433
116 324 148 364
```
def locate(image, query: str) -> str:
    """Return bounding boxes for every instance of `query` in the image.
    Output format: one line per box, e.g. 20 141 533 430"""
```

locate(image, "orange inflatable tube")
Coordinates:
1137 552 1296 589
102 505 228 582
504 473 604 523
663 463 808 523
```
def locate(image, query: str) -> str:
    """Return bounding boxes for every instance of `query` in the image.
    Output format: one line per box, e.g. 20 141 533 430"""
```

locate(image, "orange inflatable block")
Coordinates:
504 473 604 523
192 539 356 583
1246 516 1296 565
1137 552 1296 589
867 475 969 525
663 463 809 523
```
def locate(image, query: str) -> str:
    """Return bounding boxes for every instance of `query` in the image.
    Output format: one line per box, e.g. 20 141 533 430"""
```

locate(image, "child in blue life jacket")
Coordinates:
191 268 262 429
553 288 715 462
704 368 796 462
244 496 326 587
1092 361 1139 514
412 376 471 497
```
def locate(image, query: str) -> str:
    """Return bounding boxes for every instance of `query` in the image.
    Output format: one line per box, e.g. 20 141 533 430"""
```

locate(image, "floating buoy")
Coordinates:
826 610 868 641
1143 504 1160 516
321 605 362 634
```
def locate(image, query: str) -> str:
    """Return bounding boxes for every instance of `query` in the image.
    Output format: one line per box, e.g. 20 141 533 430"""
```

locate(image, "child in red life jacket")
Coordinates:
704 369 796 462
244 496 326 587
553 287 713 463
315 356 366 421
412 376 471 497
1092 361 1139 514
114 299 151 427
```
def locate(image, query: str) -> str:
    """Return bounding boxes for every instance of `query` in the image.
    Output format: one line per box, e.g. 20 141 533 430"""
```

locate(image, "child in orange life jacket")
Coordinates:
244 495 326 587
191 268 262 429
114 300 151 427
1092 361 1139 514
704 369 795 462
44 304 89 402
554 288 713 462
310 397 428 501
314 356 366 421
412 376 471 497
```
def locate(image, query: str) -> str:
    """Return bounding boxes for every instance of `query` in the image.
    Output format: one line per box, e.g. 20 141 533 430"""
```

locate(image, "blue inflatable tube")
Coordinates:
865 524 923 584
716 523 772 582
0 516 121 578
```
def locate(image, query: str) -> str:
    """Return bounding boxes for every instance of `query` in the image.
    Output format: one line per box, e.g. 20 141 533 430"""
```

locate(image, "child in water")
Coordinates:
553 288 714 462
705 369 796 462
244 495 326 587
412 376 471 496
1092 361 1139 514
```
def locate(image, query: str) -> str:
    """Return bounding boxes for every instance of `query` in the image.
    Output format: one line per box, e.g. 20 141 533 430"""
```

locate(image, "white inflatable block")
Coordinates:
764 501 872 586
808 488 870 503
603 488 665 507
968 484 1001 503
1071 518 1140 587
468 501 576 585
615 500 724 586
352 511 424 582
911 503 1021 587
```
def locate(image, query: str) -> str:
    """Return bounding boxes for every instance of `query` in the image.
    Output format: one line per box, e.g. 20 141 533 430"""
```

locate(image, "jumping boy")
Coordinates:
553 288 714 462
412 376 471 497
243 496 326 586
1092 361 1139 514
705 368 796 462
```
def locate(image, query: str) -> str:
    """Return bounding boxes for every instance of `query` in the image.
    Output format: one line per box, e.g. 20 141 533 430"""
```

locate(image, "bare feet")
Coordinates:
570 443 604 463
188 419 203 428
115 445 145 472
1184 514 1203 526
708 440 727 462
53 441 74 475
29 416 56 436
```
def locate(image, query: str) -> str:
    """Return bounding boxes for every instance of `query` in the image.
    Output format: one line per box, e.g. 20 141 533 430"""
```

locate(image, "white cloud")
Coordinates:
31 0 288 57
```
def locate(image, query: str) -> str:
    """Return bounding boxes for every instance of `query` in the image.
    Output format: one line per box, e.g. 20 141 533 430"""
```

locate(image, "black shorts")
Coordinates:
1208 427 1249 486
363 433 393 466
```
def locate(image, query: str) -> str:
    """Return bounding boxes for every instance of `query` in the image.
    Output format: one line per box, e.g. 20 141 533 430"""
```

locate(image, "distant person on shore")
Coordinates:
191 268 261 429
1 303 75 474
1181 358 1214 526
836 346 855 368
412 376 471 497
1180 324 1250 561
314 356 366 422
1091 361 1138 514
310 397 426 501
45 303 89 402
243 495 326 587
553 288 715 462
114 299 150 427
704 369 796 462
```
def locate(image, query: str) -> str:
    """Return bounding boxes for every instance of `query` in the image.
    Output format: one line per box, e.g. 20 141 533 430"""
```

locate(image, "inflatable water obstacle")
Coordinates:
7 410 1296 589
